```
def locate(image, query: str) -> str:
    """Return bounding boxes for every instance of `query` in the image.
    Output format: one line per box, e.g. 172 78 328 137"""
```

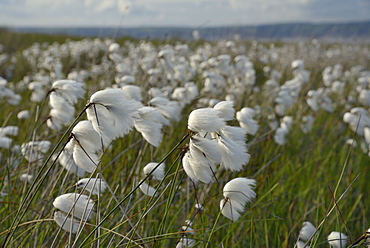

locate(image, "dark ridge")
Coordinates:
8 21 370 42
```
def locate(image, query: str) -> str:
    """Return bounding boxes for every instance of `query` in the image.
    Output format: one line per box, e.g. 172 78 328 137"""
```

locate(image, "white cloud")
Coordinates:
95 0 116 12
0 0 368 27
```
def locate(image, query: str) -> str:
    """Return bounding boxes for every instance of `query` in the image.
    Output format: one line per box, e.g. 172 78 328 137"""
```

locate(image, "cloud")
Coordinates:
0 0 368 27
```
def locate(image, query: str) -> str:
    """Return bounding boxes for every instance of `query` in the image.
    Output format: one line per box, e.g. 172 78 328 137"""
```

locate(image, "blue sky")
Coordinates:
0 0 369 27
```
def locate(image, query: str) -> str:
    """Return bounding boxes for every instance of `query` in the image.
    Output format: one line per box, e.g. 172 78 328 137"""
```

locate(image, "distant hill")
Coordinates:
11 21 370 42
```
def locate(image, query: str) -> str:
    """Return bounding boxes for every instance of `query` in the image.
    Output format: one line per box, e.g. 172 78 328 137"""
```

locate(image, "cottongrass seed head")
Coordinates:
53 211 79 233
76 178 108 195
143 162 165 180
220 177 256 221
86 88 142 145
327 231 348 248
187 108 225 133
53 193 95 221
299 221 316 242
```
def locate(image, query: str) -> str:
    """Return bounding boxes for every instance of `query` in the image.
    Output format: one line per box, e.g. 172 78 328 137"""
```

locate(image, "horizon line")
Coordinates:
4 19 370 30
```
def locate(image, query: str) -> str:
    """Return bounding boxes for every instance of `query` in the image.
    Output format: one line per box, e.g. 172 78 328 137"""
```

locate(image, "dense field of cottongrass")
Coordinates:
0 31 369 247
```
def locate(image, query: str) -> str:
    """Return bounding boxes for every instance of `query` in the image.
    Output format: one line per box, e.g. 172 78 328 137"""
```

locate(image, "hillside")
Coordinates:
10 21 370 42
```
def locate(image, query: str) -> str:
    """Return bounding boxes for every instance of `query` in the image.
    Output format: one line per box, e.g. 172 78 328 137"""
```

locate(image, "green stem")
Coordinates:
205 206 223 248
1 105 88 248
124 154 183 247
79 132 190 247
155 159 184 239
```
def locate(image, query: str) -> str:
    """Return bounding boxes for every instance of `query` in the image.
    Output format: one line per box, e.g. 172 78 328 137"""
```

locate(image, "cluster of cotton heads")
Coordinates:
0 76 21 105
184 101 251 183
274 116 293 146
0 126 18 149
53 193 95 233
57 85 183 177
47 80 85 131
21 140 51 166
1 34 369 246
184 101 257 222
296 221 350 248
52 177 108 233
343 107 370 156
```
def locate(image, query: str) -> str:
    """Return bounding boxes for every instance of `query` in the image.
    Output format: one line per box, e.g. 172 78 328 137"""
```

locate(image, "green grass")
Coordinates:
0 30 369 247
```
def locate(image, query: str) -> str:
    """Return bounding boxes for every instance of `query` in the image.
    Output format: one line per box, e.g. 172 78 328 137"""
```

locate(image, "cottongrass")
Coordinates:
1 33 369 248
53 193 95 221
327 231 348 248
75 178 108 195
220 178 256 221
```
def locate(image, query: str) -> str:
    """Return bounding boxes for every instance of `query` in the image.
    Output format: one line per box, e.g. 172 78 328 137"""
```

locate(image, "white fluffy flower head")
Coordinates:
327 231 347 248
86 89 142 145
188 108 225 133
143 162 165 180
53 193 95 221
76 178 108 195
220 178 256 221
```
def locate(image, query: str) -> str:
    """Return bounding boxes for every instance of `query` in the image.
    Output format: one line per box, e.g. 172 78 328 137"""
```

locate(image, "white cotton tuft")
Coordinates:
17 110 30 120
20 173 33 183
0 137 12 148
134 120 163 147
137 106 170 126
134 107 168 147
213 101 235 121
51 80 86 105
220 178 256 221
274 127 288 145
72 120 103 152
139 181 158 197
220 125 247 148
54 211 80 233
87 89 142 145
327 231 347 248
217 134 250 171
182 153 199 184
300 115 314 134
49 92 74 112
194 134 221 156
53 193 95 221
76 178 108 195
70 120 103 173
184 149 215 183
149 96 182 122
364 127 370 144
0 126 19 137
121 85 142 102
236 107 259 135
176 237 196 248
47 80 85 131
58 142 86 177
223 177 256 209
296 240 310 248
299 221 316 242
47 107 75 131
188 108 225 133
21 141 51 165
182 136 221 183
181 225 195 235
143 162 165 180
220 198 241 221
72 145 100 173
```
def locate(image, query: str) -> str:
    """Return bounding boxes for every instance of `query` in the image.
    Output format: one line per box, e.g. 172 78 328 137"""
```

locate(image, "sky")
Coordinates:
0 0 369 28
